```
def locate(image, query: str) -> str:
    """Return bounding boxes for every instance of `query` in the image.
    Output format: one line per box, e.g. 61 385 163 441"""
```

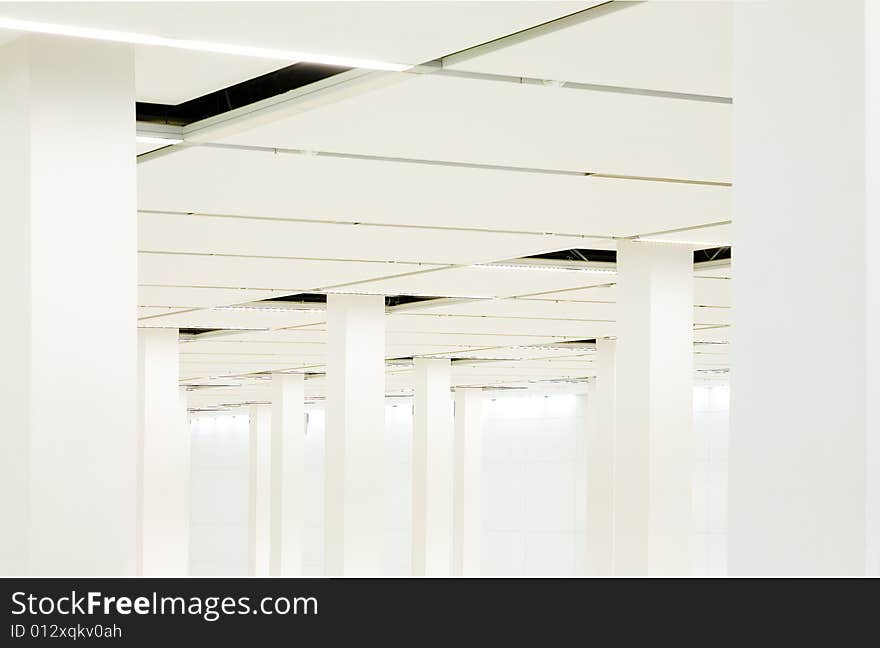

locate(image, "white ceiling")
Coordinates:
216 73 731 181
3 1 734 406
137 146 730 236
446 0 732 97
0 1 596 102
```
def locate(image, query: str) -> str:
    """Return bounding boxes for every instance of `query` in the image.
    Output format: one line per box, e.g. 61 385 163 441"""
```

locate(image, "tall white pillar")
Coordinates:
412 358 454 576
137 328 189 576
248 403 271 576
613 240 694 576
453 387 484 576
325 294 385 575
730 0 873 575
270 373 306 576
586 337 616 576
868 0 880 578
0 36 136 576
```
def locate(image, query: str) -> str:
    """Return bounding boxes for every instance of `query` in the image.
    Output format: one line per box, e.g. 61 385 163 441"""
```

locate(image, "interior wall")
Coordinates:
189 413 250 576
693 384 730 576
189 386 730 576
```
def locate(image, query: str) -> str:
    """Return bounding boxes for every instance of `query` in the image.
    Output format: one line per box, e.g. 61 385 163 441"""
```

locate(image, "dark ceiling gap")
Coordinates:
261 293 446 308
525 247 731 264
136 62 351 126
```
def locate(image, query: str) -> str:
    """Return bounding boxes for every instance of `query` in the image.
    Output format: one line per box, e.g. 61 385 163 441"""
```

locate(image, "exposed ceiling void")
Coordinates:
541 339 597 349
177 326 264 341
260 292 449 308
136 62 350 125
178 327 224 336
524 247 732 264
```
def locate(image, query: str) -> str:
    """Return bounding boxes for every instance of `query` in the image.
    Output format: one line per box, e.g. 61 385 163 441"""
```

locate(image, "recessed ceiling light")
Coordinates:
0 16 411 71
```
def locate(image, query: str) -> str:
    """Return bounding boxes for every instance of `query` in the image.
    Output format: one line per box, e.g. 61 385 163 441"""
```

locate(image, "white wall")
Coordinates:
482 393 588 576
189 388 730 576
693 384 730 577
189 413 250 576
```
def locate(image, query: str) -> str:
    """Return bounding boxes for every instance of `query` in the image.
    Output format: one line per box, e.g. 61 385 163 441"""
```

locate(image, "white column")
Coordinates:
869 0 880 578
325 294 385 575
270 373 306 576
730 0 873 576
586 337 616 576
412 358 454 576
137 328 189 576
0 36 136 576
613 240 693 576
248 404 271 576
453 387 484 576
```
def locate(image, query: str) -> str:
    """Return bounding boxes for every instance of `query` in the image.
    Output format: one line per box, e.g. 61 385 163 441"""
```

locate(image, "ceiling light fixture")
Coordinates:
0 16 411 71
470 263 616 275
211 305 324 313
136 135 184 146
635 237 727 247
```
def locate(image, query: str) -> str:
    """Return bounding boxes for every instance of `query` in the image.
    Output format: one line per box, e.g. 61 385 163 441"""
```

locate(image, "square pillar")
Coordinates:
613 240 694 575
0 35 136 575
325 294 386 575
730 0 873 575
248 403 271 576
586 337 616 576
270 373 306 576
452 387 484 576
138 327 189 576
412 358 454 576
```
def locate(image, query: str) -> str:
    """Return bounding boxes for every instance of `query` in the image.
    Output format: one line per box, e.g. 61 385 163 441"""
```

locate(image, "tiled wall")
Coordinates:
189 413 250 576
692 384 730 576
189 387 729 576
481 393 588 576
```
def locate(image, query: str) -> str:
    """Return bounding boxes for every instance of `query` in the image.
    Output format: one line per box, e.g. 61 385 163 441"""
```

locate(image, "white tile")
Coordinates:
483 531 525 576
523 532 575 576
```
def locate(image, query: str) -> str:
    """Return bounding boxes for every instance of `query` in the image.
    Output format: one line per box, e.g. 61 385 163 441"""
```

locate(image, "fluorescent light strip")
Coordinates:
211 305 324 313
136 135 184 146
635 237 728 247
470 263 617 275
0 16 411 71
324 289 490 299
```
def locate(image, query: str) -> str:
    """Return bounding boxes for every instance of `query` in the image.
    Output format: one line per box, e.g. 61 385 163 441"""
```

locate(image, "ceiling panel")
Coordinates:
387 331 576 348
694 326 731 343
219 328 327 344
0 2 592 69
183 339 326 357
641 223 731 246
219 73 730 181
414 297 615 321
138 285 292 308
138 307 325 330
695 265 731 279
521 283 617 302
137 146 730 238
139 211 602 266
426 346 595 361
138 252 439 291
695 276 730 306
134 47 287 104
694 306 730 326
342 266 617 298
138 306 188 319
447 1 732 97
387 313 611 338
